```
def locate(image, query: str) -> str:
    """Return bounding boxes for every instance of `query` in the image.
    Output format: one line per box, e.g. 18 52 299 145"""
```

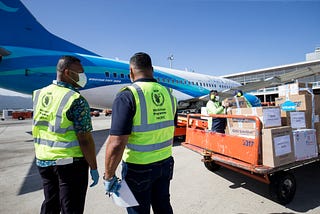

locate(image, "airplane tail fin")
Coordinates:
0 0 99 56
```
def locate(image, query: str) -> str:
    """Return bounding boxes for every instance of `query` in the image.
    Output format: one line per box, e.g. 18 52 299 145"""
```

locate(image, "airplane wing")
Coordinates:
178 64 320 110
232 64 320 93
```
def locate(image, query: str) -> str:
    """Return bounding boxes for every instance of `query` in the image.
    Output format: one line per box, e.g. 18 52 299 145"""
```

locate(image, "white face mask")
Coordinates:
77 73 87 88
215 96 220 101
70 70 87 88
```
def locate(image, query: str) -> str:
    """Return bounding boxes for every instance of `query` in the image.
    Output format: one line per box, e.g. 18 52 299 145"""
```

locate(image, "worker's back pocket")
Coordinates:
124 167 152 192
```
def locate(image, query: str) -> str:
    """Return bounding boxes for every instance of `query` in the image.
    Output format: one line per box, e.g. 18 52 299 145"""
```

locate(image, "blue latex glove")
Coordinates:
104 175 121 197
90 169 99 187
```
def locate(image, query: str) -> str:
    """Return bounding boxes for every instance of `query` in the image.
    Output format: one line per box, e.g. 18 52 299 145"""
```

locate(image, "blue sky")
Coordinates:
21 0 320 75
1 0 320 96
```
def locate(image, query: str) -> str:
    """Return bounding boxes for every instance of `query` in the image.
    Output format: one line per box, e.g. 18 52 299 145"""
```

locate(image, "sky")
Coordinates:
1 0 320 97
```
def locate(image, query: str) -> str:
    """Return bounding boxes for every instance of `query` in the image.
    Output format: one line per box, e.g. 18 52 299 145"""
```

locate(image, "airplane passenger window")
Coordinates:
105 72 110 77
113 73 117 78
127 74 130 79
120 74 124 78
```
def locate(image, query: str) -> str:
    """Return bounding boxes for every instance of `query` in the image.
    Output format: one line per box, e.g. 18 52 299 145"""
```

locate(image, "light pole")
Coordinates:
167 54 174 68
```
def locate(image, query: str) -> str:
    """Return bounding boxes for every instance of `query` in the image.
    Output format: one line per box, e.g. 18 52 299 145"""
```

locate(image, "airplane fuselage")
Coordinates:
0 45 241 109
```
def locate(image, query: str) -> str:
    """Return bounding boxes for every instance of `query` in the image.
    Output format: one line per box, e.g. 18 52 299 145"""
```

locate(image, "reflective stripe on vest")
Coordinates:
127 138 173 152
34 138 79 148
33 90 75 134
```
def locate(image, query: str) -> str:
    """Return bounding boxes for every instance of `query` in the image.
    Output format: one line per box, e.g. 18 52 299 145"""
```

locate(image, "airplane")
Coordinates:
1 0 319 112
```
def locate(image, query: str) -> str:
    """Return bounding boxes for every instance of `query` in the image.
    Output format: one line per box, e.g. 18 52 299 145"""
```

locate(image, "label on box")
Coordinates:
274 135 292 156
262 108 281 127
290 111 306 129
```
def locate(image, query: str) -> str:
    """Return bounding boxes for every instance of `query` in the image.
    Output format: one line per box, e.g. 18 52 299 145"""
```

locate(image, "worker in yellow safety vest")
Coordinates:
32 56 99 213
206 90 227 133
103 52 177 214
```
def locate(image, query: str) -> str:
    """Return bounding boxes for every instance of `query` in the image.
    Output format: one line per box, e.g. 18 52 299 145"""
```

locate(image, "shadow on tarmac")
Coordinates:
209 161 320 213
18 129 110 195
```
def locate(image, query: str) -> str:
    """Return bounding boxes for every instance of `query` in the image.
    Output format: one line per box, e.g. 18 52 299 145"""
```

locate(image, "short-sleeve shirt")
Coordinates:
36 81 92 167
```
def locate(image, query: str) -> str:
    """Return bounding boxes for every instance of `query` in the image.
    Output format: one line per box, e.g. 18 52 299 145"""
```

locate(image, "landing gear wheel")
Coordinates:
269 171 296 205
204 161 221 172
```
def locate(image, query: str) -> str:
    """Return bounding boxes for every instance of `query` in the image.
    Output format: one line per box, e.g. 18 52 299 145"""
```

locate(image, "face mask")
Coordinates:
77 73 87 88
70 70 87 88
215 96 220 101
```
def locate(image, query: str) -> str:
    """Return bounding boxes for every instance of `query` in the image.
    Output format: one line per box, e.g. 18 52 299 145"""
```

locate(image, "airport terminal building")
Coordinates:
222 48 320 103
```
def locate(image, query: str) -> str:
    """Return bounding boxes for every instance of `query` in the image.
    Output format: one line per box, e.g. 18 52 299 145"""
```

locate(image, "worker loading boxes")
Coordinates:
182 81 320 204
225 81 319 167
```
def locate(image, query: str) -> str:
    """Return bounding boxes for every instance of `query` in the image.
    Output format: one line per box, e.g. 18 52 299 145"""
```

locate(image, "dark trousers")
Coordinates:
122 156 174 214
37 159 89 214
211 118 227 133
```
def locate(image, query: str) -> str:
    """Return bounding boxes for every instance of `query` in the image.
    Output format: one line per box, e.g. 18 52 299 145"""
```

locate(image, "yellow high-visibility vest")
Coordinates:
32 84 83 160
123 82 177 164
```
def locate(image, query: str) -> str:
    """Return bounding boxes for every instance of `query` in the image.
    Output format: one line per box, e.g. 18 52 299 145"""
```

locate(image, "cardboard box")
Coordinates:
278 82 313 97
223 97 248 109
286 111 312 129
275 94 313 117
262 126 295 167
229 107 281 128
292 129 318 161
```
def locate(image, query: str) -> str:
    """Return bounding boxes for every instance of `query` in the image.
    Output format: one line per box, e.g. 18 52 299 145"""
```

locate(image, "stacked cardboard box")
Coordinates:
225 82 319 167
223 96 249 109
275 94 313 117
286 111 312 129
227 106 282 138
275 82 320 154
262 126 295 167
278 82 313 97
292 129 318 161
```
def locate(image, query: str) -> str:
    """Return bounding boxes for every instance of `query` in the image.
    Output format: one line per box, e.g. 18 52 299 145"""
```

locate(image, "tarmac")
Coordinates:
0 116 320 214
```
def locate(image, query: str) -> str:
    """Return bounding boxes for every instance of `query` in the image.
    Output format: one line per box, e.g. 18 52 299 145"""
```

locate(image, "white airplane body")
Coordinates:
0 0 242 110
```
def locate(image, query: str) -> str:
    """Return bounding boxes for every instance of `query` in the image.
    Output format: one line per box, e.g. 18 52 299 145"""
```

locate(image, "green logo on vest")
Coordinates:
42 93 53 107
151 91 164 106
